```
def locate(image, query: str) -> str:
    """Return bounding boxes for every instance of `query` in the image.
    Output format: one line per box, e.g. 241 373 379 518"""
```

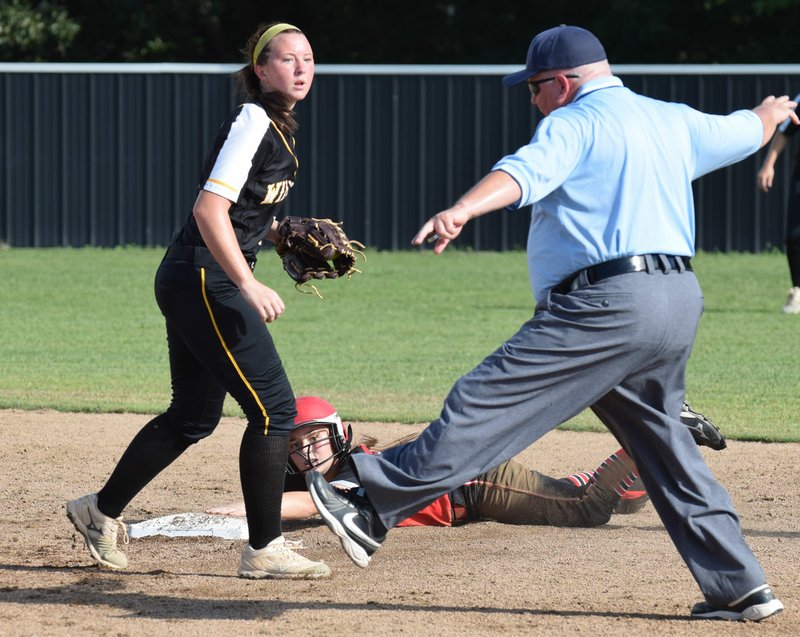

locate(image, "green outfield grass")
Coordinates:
0 246 798 441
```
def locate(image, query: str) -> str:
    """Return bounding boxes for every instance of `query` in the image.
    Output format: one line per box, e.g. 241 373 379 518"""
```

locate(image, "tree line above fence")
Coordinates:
3 0 800 65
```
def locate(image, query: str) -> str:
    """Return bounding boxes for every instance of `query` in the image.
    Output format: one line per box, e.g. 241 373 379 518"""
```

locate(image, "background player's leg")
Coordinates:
783 171 800 313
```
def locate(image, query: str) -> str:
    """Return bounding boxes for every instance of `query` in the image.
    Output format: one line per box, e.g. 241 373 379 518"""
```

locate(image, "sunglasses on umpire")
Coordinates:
527 74 580 96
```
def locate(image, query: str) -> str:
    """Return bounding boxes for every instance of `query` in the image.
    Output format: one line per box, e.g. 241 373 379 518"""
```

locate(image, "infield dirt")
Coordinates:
1 409 798 636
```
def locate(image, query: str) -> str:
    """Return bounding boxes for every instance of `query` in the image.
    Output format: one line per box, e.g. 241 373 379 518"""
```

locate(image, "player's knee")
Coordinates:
165 407 222 443
242 393 296 436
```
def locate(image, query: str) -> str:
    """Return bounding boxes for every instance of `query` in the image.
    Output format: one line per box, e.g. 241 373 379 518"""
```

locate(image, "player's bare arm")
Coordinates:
193 190 285 322
193 190 257 285
208 491 318 520
280 492 320 520
206 501 247 516
412 170 522 254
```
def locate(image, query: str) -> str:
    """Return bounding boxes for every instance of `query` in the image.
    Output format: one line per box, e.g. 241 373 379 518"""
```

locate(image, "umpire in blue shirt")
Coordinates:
306 25 797 622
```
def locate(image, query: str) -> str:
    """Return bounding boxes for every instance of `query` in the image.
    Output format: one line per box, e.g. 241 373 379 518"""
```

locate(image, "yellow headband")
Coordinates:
252 23 299 66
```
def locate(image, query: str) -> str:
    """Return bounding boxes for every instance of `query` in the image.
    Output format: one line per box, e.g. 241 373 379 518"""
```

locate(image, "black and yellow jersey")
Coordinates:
172 101 299 261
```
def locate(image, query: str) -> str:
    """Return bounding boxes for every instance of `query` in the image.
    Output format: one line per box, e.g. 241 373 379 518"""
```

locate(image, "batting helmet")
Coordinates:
286 396 352 474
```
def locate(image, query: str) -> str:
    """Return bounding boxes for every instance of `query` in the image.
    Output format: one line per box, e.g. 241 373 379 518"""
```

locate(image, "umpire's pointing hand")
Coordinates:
412 171 523 254
754 95 799 148
412 207 471 254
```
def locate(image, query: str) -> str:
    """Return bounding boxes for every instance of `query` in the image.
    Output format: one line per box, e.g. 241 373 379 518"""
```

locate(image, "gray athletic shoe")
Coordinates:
306 470 386 568
238 537 332 579
66 493 129 569
691 584 784 621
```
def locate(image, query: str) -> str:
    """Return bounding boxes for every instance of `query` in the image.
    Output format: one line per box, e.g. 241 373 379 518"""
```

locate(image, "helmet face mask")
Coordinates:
287 423 348 474
286 397 351 475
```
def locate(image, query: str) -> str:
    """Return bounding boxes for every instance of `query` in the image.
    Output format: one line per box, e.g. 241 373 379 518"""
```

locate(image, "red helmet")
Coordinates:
286 396 352 474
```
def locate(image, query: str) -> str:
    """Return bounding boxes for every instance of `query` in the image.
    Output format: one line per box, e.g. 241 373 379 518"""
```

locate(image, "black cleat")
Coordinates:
305 470 387 568
681 402 727 450
691 585 784 621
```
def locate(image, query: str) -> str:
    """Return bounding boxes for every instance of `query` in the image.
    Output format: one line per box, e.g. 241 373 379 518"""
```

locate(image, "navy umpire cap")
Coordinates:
503 25 607 87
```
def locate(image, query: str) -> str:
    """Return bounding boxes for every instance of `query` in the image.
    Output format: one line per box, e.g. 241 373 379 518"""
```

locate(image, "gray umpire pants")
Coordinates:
351 264 767 606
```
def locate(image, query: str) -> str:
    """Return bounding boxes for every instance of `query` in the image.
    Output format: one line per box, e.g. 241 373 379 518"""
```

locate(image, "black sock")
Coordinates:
97 413 192 518
239 430 288 550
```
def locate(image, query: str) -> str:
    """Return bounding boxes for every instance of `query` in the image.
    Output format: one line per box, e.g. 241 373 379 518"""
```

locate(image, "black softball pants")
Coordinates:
97 247 295 548
154 249 296 438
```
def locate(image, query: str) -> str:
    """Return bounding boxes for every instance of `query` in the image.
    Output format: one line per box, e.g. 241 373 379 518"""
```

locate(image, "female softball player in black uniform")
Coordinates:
67 22 331 579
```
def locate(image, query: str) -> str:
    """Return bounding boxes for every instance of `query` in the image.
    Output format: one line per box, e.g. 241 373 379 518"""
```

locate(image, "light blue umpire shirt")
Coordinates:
493 76 764 304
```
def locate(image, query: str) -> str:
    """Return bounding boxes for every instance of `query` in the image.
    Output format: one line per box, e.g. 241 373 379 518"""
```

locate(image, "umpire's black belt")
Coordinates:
553 254 692 294
164 245 257 271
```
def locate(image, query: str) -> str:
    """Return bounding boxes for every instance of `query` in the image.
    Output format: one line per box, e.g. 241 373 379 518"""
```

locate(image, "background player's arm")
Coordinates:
757 131 788 192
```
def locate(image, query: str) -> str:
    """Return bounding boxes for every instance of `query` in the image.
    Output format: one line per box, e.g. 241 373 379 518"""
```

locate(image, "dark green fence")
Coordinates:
2 63 799 251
